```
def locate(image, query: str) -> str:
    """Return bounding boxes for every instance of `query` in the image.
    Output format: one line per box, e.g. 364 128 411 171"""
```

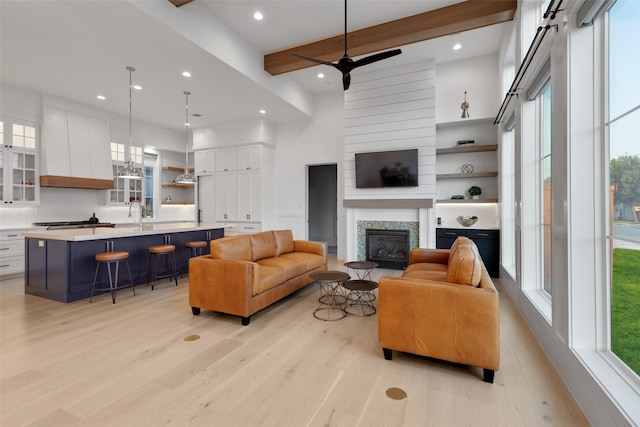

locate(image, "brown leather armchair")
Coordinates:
378 237 500 382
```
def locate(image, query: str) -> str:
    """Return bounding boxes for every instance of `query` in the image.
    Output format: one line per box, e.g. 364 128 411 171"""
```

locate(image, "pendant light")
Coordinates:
117 66 143 180
176 90 196 184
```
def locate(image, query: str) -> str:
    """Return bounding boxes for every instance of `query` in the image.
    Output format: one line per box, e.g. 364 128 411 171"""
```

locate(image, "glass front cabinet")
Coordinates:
0 119 39 205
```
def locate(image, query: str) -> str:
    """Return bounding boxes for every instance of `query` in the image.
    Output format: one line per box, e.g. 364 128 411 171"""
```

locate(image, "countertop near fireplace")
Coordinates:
23 223 226 303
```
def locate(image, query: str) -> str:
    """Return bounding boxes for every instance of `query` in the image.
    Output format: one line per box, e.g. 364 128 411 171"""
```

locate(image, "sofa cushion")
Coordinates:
273 229 295 256
278 252 325 271
446 243 482 286
210 235 252 261
258 256 307 280
249 231 277 261
402 262 448 282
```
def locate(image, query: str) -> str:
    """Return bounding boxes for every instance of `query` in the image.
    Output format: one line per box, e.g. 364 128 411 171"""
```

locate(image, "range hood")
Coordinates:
41 96 114 190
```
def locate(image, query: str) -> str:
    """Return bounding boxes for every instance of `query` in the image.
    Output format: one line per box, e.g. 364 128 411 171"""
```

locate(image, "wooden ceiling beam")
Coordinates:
264 0 516 76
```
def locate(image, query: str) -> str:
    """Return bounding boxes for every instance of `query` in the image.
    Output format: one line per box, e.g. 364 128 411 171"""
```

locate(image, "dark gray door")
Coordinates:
308 164 337 252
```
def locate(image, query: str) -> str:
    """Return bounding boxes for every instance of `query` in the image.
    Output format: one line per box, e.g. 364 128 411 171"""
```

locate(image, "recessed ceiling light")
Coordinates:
184 122 191 126
182 71 191 77
317 72 325 79
254 11 263 20
453 43 462 50
96 95 106 100
259 109 266 114
133 84 142 90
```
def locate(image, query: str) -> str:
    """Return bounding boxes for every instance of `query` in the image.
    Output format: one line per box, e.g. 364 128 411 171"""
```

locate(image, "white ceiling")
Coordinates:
0 0 510 139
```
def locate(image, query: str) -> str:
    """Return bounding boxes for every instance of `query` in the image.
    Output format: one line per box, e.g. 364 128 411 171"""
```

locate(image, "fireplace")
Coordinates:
365 229 410 269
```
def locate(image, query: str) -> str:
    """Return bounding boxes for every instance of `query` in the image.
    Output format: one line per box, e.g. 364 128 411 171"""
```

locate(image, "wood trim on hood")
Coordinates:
40 175 114 190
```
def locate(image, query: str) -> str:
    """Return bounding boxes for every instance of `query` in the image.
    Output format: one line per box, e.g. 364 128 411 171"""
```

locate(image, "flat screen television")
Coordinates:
355 149 418 188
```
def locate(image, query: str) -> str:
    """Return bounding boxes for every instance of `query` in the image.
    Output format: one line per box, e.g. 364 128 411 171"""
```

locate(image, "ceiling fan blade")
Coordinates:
352 49 402 68
292 53 336 67
342 72 351 90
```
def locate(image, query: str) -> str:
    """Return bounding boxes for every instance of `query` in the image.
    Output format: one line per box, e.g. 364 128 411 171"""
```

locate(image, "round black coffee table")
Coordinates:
344 261 378 281
342 279 378 316
310 271 350 321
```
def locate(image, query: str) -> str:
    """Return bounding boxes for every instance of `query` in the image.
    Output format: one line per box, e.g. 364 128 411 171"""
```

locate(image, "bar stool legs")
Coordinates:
183 240 207 277
147 244 178 290
90 251 134 304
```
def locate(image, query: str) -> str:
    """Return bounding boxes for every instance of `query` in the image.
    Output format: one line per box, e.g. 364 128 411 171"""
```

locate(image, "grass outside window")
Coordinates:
611 248 640 375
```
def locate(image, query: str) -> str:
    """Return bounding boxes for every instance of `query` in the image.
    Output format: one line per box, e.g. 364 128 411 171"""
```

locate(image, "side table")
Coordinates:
344 261 378 281
342 279 378 316
310 271 350 321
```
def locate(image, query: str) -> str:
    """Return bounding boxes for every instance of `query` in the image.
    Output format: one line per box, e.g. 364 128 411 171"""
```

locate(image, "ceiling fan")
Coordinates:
293 0 402 90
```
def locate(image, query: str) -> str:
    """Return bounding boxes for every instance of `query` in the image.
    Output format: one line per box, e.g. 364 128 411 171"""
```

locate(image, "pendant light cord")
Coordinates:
184 91 190 171
126 66 135 163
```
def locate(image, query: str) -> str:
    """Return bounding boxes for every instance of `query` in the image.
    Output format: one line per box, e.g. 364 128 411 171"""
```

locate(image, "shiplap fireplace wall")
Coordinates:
343 60 437 262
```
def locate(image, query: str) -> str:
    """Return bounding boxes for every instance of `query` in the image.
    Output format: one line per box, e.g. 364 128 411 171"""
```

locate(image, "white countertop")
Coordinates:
21 222 230 241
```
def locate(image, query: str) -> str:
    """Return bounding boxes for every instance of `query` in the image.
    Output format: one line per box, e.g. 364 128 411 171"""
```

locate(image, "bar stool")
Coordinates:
90 251 134 304
147 244 179 290
183 240 207 276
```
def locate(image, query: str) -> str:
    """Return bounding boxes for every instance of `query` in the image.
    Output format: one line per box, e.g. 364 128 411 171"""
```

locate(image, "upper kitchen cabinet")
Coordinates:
40 96 113 189
194 149 215 175
0 118 39 205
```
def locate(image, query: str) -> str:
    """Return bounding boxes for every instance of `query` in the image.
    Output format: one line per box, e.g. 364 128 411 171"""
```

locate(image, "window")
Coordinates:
541 84 552 295
607 0 640 377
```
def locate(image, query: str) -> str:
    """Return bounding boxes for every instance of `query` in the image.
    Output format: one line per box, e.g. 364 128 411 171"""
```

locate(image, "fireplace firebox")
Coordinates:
365 229 410 269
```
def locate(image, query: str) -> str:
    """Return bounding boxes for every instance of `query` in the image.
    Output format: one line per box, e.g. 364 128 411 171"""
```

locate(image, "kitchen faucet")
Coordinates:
128 200 143 229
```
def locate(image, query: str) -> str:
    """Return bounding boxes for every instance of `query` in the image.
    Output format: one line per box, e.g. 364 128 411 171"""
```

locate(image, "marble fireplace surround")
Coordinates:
343 199 435 263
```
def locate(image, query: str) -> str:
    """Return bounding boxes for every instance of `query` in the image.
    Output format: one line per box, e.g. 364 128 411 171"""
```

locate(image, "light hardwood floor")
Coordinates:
1 257 589 427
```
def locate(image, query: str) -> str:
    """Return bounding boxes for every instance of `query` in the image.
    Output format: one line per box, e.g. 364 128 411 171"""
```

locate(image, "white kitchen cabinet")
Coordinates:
0 229 28 277
194 149 216 175
215 147 238 172
237 169 261 221
215 171 238 221
0 119 39 205
237 145 262 170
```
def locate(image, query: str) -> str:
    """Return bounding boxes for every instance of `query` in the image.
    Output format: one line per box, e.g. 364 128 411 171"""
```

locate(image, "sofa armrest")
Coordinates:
188 256 258 317
293 240 327 257
409 248 450 265
378 275 499 371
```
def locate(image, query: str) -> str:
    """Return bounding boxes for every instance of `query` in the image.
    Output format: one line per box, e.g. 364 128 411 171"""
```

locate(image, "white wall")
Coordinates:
436 54 500 123
272 92 345 252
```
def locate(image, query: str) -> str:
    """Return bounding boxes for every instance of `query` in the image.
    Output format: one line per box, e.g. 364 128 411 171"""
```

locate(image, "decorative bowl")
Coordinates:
456 215 478 227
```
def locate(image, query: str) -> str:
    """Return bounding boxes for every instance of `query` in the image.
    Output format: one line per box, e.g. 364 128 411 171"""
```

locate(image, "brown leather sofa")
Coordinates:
378 236 500 383
189 230 327 325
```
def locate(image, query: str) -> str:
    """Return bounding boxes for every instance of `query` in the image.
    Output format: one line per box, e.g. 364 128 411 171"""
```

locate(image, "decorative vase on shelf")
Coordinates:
471 195 479 200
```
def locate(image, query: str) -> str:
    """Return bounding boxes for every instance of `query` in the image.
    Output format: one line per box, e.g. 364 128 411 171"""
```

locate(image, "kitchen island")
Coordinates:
22 223 226 302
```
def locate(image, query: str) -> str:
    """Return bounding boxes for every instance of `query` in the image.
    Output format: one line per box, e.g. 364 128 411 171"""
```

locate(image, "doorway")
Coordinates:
308 164 337 253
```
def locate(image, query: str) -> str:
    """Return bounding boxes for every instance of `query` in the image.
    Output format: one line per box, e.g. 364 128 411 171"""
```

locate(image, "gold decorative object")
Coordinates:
461 91 469 118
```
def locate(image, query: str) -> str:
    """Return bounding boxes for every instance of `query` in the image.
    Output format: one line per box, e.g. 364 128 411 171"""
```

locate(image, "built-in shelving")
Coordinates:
436 171 498 179
436 144 498 155
436 198 499 204
161 166 195 205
